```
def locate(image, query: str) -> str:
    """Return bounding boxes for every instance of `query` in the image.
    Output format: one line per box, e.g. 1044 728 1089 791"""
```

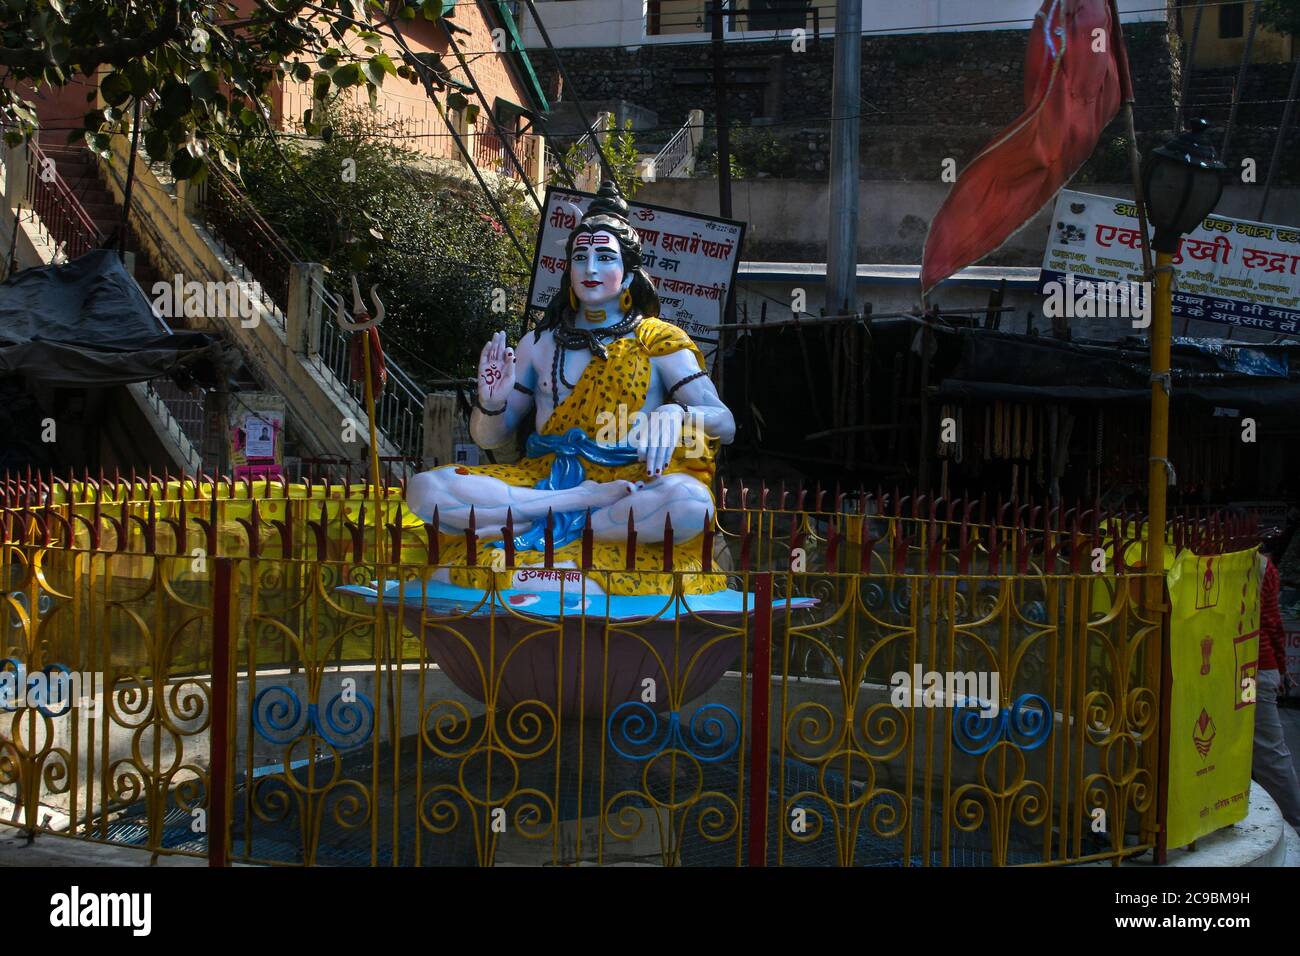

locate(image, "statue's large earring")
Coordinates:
619 287 633 311
568 286 578 311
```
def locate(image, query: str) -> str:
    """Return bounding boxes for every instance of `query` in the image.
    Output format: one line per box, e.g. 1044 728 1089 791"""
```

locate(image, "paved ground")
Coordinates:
0 824 211 867
1279 696 1300 777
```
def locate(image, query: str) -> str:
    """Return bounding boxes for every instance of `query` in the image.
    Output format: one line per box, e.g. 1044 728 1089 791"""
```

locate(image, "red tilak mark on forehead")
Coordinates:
575 231 615 248
574 234 596 247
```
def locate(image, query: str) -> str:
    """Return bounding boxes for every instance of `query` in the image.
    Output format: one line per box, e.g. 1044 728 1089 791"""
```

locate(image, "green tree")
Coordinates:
0 0 459 178
563 119 643 198
1257 0 1300 37
239 99 537 383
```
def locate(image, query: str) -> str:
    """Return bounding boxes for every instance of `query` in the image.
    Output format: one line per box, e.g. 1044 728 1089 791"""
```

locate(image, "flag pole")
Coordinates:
1108 0 1153 281
338 278 388 567
1109 0 1169 867
361 328 385 563
1107 0 1162 575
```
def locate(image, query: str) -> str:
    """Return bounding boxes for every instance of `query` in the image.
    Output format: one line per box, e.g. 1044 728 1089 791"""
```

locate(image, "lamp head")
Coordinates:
1142 118 1226 253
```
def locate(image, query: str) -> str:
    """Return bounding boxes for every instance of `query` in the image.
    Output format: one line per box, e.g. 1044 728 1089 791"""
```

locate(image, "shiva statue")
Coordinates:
405 182 735 596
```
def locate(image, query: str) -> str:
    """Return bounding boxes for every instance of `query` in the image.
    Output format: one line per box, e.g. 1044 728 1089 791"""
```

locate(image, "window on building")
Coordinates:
494 98 530 136
748 0 812 32
1219 1 1245 39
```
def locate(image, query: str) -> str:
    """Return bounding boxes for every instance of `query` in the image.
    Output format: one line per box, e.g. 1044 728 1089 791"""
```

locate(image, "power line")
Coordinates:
19 87 1300 149
379 5 536 268
519 0 617 186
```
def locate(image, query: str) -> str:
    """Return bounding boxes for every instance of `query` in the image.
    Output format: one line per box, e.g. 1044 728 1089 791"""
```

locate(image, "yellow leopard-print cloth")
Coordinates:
441 317 725 595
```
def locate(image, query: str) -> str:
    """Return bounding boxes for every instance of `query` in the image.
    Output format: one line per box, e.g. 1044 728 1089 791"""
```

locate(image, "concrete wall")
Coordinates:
1186 0 1296 68
536 23 1179 130
638 177 1300 343
640 178 1300 266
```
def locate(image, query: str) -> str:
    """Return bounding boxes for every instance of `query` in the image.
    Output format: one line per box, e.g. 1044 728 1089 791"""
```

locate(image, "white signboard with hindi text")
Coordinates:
528 187 746 343
1040 189 1300 334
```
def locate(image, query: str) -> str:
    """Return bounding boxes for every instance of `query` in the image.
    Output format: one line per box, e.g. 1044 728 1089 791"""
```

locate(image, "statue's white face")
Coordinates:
569 230 626 309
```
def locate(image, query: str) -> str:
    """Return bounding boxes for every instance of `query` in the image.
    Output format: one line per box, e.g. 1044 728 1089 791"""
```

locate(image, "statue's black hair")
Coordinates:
534 181 660 340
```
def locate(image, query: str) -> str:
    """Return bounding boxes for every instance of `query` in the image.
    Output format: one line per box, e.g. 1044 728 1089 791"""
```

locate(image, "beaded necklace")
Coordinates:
550 309 642 410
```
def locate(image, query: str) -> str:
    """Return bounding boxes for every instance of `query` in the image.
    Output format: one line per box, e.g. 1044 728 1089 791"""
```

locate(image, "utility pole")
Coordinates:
710 0 736 398
826 0 861 317
710 0 732 221
826 0 857 317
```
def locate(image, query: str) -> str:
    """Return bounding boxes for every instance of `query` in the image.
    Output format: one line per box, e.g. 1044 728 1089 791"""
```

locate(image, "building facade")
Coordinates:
273 1 550 185
519 0 1168 49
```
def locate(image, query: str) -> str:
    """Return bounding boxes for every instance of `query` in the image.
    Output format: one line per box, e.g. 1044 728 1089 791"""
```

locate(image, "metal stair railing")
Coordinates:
647 112 702 181
307 276 425 467
563 112 613 192
143 376 207 466
192 163 296 323
23 140 102 262
90 148 219 458
13 139 210 463
181 161 426 472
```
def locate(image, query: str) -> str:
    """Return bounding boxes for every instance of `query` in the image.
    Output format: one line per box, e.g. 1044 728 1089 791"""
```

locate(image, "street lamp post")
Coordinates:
1140 118 1225 608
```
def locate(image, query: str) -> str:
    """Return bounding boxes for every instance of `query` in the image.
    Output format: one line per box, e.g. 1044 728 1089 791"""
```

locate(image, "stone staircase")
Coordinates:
88 129 421 477
6 126 429 481
0 140 209 473
641 110 704 182
38 144 169 311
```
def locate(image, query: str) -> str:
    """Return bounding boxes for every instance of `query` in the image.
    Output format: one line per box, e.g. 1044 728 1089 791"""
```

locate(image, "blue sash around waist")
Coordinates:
491 427 640 553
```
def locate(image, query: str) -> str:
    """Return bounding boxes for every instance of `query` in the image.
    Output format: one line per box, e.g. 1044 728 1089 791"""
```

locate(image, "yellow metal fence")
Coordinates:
0 528 1162 866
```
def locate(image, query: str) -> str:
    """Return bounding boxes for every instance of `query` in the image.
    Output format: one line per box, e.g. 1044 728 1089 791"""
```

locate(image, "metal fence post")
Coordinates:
747 571 773 867
209 557 234 867
1155 587 1172 865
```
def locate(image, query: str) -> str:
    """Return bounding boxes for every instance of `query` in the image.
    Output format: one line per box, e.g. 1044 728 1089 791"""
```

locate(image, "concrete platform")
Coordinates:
1111 781 1296 868
0 824 217 867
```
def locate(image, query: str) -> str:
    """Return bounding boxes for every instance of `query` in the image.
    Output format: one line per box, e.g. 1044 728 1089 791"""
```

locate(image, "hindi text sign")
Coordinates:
528 187 745 342
1040 189 1300 334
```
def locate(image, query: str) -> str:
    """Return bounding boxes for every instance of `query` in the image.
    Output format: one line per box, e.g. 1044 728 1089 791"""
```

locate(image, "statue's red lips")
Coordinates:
581 280 602 288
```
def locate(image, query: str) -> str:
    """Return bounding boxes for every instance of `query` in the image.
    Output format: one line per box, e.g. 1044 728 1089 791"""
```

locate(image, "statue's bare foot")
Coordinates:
578 479 638 508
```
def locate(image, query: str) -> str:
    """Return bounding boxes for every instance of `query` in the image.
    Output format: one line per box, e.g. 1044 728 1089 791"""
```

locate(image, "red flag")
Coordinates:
349 326 387 392
920 0 1126 298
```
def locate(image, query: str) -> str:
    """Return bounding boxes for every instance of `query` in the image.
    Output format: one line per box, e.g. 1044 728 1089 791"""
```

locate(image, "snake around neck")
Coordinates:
550 309 643 409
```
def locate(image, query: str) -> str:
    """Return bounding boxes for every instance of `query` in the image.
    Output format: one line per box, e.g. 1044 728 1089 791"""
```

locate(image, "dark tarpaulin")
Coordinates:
0 249 219 387
935 328 1300 416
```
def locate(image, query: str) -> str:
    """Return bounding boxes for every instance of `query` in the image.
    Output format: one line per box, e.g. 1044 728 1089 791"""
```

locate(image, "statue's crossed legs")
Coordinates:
407 468 714 543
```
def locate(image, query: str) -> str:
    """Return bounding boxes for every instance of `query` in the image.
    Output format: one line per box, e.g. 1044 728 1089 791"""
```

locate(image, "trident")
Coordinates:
334 275 385 332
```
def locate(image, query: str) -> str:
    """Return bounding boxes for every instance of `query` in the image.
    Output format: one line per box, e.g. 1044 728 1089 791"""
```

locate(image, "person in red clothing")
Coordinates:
1253 536 1300 831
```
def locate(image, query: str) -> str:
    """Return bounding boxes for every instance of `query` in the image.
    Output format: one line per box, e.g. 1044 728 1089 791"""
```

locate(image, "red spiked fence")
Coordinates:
0 468 1266 576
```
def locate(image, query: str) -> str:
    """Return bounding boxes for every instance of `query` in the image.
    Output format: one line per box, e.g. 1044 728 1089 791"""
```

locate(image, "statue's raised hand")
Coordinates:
477 330 514 410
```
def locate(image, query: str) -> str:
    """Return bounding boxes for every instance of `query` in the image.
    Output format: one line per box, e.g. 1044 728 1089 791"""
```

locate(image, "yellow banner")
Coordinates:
1165 546 1260 849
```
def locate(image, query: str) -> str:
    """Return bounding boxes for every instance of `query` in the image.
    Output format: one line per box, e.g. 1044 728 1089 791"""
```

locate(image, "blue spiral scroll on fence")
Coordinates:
0 659 78 717
952 693 1053 756
253 684 375 750
606 701 741 763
